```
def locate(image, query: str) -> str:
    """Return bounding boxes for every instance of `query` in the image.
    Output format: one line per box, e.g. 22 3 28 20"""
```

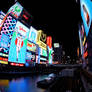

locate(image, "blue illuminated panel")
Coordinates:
8 21 29 64
80 0 92 36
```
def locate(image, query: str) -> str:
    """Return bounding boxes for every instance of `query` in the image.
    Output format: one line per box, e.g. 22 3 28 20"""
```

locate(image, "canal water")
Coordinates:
0 74 49 92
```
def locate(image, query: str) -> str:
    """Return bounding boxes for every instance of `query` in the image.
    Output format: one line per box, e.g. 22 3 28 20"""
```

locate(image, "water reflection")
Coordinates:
0 74 48 92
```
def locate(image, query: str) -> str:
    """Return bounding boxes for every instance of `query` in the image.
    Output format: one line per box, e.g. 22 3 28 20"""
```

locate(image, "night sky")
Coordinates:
0 0 81 58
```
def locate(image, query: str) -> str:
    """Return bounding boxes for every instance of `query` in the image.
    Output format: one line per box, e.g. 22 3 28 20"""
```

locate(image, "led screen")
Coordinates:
0 14 17 64
8 2 23 18
8 21 29 64
80 0 92 36
28 26 37 43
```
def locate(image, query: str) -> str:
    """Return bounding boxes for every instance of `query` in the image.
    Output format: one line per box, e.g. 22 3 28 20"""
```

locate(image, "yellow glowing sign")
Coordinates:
36 30 47 50
0 61 8 64
37 41 47 50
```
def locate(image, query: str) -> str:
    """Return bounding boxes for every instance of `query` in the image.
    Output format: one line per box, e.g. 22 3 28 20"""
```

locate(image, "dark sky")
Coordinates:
0 0 81 58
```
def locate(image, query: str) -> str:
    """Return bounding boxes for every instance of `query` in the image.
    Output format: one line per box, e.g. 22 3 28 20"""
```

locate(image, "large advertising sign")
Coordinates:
8 2 23 19
8 21 29 64
0 14 17 64
80 0 92 36
36 30 47 50
28 27 37 43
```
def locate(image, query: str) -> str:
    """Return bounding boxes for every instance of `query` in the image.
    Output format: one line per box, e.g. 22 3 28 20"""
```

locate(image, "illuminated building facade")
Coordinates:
0 1 54 68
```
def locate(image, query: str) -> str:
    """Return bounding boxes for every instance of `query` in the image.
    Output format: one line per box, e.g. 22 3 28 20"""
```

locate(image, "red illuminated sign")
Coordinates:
47 36 52 49
10 62 24 66
0 57 8 61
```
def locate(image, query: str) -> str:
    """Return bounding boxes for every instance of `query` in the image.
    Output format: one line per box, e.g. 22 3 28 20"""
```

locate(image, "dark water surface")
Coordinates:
0 74 49 92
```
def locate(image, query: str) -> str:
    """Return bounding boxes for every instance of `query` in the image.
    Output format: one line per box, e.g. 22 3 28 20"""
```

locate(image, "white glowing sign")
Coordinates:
54 43 60 48
29 26 37 43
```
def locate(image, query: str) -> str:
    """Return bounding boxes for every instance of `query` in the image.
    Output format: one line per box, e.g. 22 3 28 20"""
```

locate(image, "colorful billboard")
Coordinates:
8 2 23 18
28 27 37 43
8 21 29 64
80 0 92 36
0 14 17 64
36 30 47 50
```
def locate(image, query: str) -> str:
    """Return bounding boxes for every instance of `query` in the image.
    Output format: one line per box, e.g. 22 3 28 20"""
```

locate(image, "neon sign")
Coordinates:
29 27 37 43
8 2 23 18
8 21 29 64
47 36 52 49
36 30 47 50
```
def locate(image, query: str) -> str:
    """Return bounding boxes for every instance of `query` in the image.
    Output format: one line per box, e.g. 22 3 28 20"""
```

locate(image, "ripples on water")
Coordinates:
0 74 48 92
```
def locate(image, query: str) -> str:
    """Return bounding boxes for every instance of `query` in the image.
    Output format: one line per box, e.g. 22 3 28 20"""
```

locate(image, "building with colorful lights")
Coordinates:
0 1 54 68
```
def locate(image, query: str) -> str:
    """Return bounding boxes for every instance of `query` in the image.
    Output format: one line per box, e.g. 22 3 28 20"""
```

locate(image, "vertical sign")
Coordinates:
47 36 52 49
8 21 29 64
0 14 17 64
